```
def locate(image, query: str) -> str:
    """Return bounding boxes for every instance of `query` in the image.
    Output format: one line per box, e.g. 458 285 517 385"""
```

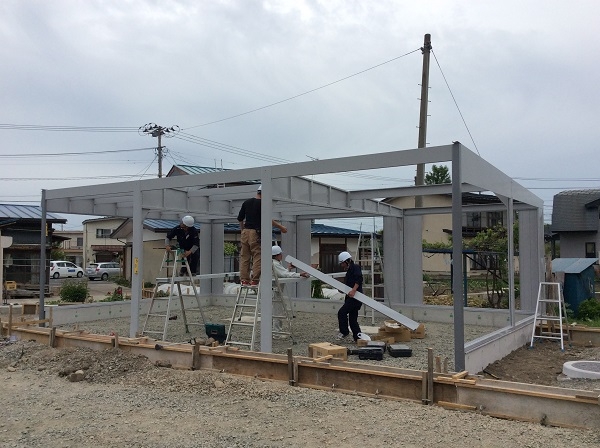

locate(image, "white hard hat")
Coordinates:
182 216 194 227
271 245 282 256
338 251 352 263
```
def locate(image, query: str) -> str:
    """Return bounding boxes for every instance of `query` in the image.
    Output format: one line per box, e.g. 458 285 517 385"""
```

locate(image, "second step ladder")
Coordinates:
141 249 206 341
225 271 294 350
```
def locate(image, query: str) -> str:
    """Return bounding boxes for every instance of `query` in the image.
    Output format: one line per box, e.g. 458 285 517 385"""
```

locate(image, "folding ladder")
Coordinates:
225 271 294 350
356 229 387 323
530 282 571 350
141 249 206 341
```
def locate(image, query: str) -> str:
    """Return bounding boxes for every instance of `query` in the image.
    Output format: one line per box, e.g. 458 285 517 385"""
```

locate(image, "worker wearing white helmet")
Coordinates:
165 215 200 275
336 250 363 342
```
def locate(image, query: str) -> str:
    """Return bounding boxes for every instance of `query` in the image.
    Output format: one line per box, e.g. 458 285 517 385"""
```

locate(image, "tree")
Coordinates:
425 164 451 185
465 224 518 308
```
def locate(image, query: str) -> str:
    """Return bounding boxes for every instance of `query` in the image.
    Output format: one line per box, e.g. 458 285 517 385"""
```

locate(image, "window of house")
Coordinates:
96 229 112 238
76 237 83 247
487 211 503 228
585 242 596 259
466 212 481 230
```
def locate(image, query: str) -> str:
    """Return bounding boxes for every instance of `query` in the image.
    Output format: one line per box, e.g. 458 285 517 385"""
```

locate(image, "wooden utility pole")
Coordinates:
139 123 179 178
415 33 432 208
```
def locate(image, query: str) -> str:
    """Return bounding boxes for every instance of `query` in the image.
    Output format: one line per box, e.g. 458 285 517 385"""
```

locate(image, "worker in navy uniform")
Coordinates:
165 215 200 275
237 185 287 286
336 251 363 342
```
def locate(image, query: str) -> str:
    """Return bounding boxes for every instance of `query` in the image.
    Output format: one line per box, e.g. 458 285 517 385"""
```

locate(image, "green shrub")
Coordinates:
99 288 128 302
144 281 155 288
114 276 131 287
577 298 600 321
311 280 324 299
60 280 89 303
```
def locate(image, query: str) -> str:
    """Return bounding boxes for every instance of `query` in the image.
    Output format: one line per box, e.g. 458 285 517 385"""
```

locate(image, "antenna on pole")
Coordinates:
139 123 180 178
415 33 432 208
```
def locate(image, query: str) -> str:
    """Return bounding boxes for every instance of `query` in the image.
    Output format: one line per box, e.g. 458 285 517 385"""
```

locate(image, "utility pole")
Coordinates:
415 33 432 208
139 123 179 178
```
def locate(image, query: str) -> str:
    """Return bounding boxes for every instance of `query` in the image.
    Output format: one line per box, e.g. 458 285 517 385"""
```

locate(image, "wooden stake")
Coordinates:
8 304 13 337
192 342 201 370
287 348 295 386
421 371 428 404
435 356 441 373
427 348 434 405
49 327 56 348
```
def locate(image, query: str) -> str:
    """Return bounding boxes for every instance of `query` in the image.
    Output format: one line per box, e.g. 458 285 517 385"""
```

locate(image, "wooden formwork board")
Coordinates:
7 326 600 429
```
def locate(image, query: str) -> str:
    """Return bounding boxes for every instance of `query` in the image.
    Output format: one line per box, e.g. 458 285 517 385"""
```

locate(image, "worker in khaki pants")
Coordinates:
237 185 287 286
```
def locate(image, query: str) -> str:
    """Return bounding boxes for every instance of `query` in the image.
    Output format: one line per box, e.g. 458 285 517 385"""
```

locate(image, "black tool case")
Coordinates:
358 347 384 361
387 344 412 358
365 341 386 350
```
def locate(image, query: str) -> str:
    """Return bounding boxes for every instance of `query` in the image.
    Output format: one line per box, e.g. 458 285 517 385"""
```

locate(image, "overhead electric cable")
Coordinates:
0 147 155 158
0 124 138 132
431 50 481 156
183 48 421 130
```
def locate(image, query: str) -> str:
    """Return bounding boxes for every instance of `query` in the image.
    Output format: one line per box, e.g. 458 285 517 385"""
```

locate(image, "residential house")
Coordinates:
54 230 84 267
551 189 600 260
82 217 127 269
385 193 511 274
0 204 66 284
111 219 362 284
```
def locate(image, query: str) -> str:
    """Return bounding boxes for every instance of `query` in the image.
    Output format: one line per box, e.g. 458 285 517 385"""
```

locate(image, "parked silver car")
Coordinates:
50 261 84 279
86 262 121 281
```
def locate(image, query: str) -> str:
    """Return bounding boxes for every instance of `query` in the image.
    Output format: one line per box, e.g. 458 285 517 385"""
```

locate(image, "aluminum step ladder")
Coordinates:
356 228 387 324
141 249 206 341
225 271 294 350
530 282 571 350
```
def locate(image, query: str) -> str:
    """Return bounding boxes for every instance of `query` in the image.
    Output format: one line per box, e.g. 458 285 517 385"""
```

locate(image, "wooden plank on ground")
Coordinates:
285 255 419 330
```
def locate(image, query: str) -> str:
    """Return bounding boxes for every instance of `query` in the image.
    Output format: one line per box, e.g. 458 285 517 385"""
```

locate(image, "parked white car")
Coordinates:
50 261 84 279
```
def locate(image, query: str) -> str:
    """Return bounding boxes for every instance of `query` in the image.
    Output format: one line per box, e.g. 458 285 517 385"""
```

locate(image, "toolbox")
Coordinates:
387 344 412 358
205 323 227 343
365 340 387 350
358 346 384 361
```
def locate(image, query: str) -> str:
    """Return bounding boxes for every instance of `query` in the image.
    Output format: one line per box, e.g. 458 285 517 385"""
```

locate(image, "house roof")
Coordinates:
551 189 600 232
166 165 231 176
111 218 362 239
0 204 66 223
551 257 599 274
165 165 258 188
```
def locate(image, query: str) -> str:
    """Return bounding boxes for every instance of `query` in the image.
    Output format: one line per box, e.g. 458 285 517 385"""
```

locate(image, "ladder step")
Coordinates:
227 341 252 347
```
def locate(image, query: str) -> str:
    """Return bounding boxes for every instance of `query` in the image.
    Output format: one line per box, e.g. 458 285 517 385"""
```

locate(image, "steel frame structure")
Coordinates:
40 142 544 370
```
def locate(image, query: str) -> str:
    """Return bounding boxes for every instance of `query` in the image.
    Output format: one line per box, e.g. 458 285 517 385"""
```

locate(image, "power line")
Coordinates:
0 124 138 132
0 147 155 158
0 174 156 181
183 48 421 130
431 49 481 156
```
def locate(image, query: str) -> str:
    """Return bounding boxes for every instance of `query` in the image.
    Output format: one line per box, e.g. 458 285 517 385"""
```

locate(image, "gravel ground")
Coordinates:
2 305 599 447
63 305 494 372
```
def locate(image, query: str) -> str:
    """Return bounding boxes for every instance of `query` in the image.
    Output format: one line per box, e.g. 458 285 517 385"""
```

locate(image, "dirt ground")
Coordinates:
1 339 599 448
483 339 600 387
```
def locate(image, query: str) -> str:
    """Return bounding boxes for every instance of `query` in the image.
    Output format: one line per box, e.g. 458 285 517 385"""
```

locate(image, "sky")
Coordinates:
1 0 599 231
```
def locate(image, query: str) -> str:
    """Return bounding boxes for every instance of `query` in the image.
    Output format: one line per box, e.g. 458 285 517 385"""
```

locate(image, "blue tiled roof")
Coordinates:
0 204 66 223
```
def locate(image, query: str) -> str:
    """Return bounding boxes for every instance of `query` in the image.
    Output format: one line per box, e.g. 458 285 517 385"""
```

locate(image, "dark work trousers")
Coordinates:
179 252 199 276
338 297 362 340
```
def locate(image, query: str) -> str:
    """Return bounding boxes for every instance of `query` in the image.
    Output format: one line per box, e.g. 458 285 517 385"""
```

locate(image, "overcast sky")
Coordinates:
1 0 599 230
